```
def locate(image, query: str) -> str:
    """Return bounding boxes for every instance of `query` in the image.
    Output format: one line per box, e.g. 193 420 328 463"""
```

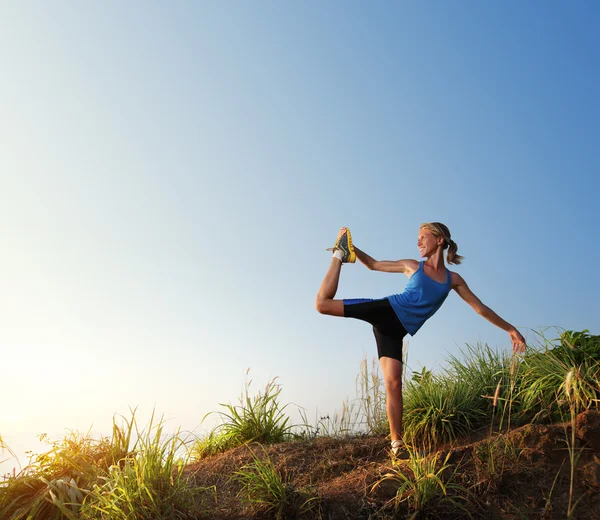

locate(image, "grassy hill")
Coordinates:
1 328 599 519
187 412 600 519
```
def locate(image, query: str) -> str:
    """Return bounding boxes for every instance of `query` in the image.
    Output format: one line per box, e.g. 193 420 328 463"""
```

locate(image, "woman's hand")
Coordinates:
509 328 526 354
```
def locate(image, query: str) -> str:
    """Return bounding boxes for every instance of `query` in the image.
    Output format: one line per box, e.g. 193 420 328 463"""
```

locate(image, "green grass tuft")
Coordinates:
403 374 487 446
233 446 321 519
192 375 300 459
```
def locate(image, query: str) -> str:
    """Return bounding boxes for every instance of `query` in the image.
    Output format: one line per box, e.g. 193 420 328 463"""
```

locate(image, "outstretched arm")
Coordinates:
452 272 526 353
354 246 417 274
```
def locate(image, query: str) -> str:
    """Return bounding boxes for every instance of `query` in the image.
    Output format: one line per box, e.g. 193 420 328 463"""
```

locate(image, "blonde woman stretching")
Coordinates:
315 223 526 454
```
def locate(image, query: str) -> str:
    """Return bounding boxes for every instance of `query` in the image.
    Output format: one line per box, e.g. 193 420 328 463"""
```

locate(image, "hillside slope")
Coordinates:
186 410 600 519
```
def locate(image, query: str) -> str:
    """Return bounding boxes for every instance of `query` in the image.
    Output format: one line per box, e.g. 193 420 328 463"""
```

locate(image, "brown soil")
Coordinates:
185 410 600 519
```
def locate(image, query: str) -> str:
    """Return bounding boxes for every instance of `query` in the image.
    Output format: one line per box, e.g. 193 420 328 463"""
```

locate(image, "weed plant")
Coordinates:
0 428 123 520
402 374 487 445
0 410 206 520
446 342 514 417
401 330 599 448
561 369 586 519
373 447 471 519
1 436 19 478
193 375 299 459
81 411 203 519
307 400 357 438
355 356 389 435
517 329 600 422
472 434 525 497
401 341 517 447
233 446 321 519
189 430 235 459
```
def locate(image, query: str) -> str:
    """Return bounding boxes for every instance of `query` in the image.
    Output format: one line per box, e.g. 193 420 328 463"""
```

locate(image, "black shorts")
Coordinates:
343 298 407 362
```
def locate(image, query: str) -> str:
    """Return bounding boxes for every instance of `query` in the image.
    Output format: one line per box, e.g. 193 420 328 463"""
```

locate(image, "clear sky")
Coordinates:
1 2 598 473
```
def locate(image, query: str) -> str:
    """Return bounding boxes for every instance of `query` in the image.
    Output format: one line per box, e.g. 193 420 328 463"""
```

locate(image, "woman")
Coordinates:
315 223 526 454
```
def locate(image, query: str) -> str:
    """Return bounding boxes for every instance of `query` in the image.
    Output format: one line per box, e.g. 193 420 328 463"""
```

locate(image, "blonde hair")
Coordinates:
420 222 464 265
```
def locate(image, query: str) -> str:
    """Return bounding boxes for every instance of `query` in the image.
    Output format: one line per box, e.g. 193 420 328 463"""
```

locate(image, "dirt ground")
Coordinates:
185 410 600 519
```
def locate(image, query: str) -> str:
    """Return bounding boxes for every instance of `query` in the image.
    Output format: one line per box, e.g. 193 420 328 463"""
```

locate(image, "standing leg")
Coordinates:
379 356 404 442
315 258 345 317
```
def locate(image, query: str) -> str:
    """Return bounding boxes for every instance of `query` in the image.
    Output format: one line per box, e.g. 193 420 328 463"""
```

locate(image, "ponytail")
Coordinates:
446 239 464 265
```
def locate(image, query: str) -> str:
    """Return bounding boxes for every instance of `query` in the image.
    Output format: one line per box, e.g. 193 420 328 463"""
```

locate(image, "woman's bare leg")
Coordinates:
379 356 404 442
315 258 345 317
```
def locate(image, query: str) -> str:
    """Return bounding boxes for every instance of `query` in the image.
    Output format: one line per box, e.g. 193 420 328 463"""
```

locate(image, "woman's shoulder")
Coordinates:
401 259 421 276
449 270 466 287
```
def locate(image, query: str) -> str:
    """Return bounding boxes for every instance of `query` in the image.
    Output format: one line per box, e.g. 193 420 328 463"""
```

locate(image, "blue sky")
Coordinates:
1 2 598 472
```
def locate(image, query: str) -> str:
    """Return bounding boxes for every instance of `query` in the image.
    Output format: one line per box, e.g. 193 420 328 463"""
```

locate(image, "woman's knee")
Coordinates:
315 297 344 317
385 377 403 395
315 296 334 315
315 296 328 314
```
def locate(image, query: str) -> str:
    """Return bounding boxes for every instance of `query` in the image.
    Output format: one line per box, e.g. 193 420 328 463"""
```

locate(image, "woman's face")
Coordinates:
417 228 442 258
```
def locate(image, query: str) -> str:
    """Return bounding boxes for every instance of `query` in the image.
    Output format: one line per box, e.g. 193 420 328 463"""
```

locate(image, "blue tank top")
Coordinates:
388 261 452 335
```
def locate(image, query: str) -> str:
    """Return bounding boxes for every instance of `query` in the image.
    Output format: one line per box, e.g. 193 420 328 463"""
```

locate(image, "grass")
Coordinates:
446 342 512 409
471 434 525 496
401 342 512 447
2 327 598 519
306 402 356 438
194 327 597 516
561 369 587 519
402 374 487 446
192 373 300 458
0 410 210 520
355 356 389 436
233 446 321 519
401 328 600 447
373 446 471 518
297 355 388 439
81 410 205 519
386 328 599 517
0 437 19 481
517 349 600 423
0 428 122 520
518 329 599 413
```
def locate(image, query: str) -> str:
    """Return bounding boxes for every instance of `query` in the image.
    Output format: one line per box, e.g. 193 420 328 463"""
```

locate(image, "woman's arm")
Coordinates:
354 246 418 274
452 272 526 353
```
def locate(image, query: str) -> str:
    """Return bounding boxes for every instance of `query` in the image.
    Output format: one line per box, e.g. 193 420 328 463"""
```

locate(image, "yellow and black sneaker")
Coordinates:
326 227 356 263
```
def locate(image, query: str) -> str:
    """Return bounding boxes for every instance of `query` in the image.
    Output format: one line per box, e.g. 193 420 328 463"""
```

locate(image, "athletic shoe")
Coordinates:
390 439 404 457
327 227 356 263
